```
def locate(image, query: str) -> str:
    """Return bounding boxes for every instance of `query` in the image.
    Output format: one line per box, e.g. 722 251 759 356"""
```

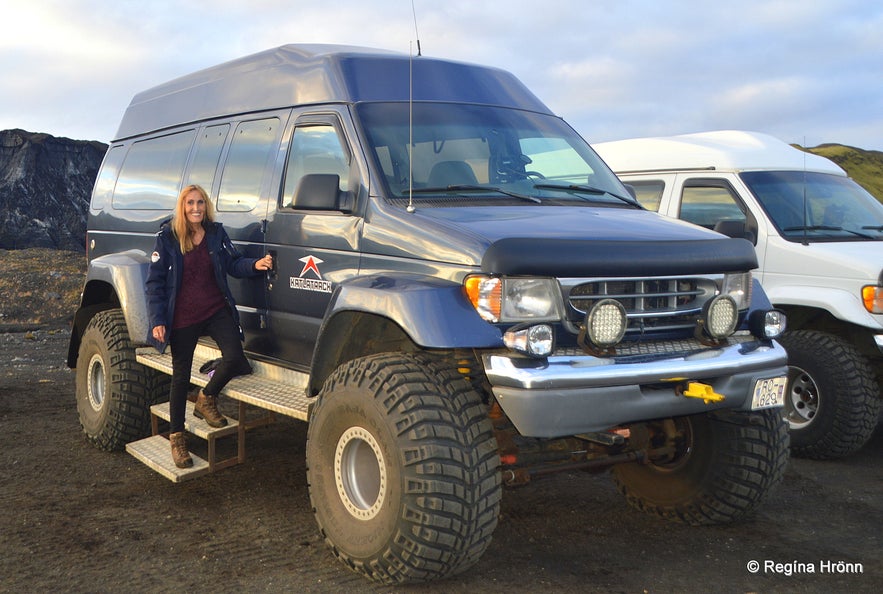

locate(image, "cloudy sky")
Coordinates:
3 0 882 150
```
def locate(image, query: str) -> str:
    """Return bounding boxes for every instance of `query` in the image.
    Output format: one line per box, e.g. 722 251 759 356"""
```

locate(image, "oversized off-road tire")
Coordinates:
75 308 168 451
306 352 501 584
611 408 789 525
778 330 881 460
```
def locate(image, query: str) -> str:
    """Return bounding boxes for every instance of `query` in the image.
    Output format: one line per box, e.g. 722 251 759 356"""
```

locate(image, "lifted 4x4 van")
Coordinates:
595 130 883 460
69 47 790 584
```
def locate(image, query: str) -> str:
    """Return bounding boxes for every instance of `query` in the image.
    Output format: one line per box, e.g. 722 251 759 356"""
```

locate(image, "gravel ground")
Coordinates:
0 249 881 592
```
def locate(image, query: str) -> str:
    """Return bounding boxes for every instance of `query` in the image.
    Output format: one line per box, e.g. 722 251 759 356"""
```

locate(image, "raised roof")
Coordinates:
115 44 551 140
593 130 845 175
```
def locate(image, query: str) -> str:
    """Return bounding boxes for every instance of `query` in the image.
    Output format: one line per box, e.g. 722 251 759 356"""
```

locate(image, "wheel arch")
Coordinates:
67 250 151 368
308 274 503 394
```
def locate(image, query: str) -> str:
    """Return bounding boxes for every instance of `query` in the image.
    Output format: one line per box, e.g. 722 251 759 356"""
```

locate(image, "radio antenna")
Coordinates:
406 1 422 213
802 136 809 246
406 40 416 213
411 0 422 56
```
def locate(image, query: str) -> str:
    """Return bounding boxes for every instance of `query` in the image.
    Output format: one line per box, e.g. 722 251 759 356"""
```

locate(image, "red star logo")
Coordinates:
298 255 324 279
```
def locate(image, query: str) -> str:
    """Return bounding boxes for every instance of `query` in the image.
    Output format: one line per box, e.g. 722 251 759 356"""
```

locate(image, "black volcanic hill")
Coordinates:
0 129 107 251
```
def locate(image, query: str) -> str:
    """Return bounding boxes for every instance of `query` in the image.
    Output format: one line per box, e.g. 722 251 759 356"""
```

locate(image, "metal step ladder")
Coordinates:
126 343 314 483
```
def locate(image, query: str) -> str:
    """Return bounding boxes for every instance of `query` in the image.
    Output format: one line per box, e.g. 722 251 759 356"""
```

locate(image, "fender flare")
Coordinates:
321 273 504 349
68 250 151 367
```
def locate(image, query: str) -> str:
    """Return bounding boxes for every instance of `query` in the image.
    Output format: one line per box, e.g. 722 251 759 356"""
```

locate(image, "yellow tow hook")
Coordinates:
681 382 725 405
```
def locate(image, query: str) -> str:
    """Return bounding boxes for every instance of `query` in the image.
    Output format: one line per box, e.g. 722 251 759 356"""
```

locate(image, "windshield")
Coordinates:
357 102 629 205
741 170 883 242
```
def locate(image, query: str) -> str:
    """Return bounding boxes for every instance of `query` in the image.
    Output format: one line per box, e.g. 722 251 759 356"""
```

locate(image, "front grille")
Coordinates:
562 276 720 334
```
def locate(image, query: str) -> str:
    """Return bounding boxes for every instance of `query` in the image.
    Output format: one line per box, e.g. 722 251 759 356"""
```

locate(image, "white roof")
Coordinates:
592 130 845 176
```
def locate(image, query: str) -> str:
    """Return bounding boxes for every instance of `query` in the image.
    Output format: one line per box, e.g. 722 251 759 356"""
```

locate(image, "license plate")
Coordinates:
751 376 787 410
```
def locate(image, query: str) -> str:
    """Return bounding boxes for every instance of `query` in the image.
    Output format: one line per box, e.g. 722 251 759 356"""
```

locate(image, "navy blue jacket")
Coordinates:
145 221 261 353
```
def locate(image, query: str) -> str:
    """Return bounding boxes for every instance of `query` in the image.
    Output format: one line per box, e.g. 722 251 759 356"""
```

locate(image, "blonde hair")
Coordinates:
172 184 214 254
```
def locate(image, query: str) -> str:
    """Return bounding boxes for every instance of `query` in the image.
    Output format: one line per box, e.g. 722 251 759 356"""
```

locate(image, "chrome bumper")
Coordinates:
482 339 788 438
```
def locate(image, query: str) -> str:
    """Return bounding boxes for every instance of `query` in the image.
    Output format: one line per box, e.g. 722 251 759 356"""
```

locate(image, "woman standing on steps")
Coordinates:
146 184 273 468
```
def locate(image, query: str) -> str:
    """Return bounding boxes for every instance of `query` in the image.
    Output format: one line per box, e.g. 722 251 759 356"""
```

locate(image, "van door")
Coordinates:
667 174 766 274
263 114 362 368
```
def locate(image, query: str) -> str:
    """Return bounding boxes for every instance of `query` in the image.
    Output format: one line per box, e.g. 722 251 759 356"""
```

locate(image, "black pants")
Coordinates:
168 308 250 433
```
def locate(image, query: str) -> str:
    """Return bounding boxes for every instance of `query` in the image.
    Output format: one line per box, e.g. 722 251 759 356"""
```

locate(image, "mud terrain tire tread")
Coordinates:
75 308 165 451
611 408 789 526
778 329 881 460
306 352 501 584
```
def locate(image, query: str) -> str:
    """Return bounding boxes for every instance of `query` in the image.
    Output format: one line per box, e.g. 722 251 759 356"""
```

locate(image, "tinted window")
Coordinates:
187 124 229 192
218 118 280 212
626 180 665 211
113 130 195 209
679 182 745 229
281 124 350 207
91 145 127 211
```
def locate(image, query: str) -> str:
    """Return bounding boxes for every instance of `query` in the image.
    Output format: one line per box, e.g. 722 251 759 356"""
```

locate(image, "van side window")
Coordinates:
625 180 665 211
91 145 127 211
187 124 229 192
679 181 746 229
218 118 280 212
113 130 195 209
282 124 350 208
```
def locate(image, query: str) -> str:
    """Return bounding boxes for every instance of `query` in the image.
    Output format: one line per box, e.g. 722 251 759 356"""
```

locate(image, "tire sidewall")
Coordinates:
75 324 113 437
778 329 880 456
308 383 403 560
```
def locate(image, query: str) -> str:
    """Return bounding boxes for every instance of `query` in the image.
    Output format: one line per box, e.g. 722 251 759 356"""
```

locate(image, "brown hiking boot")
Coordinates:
194 390 228 428
170 432 192 468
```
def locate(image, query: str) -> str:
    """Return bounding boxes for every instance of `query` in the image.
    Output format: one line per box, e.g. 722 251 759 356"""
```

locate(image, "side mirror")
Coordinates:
292 174 341 211
713 220 756 244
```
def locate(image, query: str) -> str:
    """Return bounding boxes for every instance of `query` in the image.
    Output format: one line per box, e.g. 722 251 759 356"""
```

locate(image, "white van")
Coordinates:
594 130 883 460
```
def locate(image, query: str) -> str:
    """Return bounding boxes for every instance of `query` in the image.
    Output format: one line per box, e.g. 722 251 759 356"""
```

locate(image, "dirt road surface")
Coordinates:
2 325 881 593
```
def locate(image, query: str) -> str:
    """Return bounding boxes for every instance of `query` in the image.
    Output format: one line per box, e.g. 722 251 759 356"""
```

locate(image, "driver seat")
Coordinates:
428 161 478 187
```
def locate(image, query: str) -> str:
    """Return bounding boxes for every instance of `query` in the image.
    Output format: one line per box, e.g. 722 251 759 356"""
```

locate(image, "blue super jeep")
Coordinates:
68 45 789 584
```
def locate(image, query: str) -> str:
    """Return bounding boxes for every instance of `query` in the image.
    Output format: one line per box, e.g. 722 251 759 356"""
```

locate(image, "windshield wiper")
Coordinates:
405 184 541 203
783 225 876 239
861 225 883 231
532 182 643 208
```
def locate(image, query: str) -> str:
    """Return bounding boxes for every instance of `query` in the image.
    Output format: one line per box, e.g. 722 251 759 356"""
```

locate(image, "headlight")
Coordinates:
863 285 883 314
465 276 561 323
749 309 787 339
721 272 751 310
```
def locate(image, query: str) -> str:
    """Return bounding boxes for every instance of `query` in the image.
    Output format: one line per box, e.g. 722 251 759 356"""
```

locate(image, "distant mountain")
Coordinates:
0 129 106 251
801 143 883 203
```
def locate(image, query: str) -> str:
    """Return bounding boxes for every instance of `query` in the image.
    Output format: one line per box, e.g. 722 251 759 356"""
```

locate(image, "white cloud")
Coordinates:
0 0 881 150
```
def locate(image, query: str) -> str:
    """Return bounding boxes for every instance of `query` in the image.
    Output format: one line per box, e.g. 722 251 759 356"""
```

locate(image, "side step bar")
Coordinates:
135 343 315 420
127 344 315 482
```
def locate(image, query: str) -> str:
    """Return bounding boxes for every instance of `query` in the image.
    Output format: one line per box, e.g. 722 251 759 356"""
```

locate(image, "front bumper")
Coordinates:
482 337 788 438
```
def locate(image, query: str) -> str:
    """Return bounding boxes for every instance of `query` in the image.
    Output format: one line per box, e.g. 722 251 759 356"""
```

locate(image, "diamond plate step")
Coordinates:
126 435 211 483
136 344 314 421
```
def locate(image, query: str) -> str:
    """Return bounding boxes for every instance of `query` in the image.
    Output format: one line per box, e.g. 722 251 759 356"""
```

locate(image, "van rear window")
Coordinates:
113 130 195 210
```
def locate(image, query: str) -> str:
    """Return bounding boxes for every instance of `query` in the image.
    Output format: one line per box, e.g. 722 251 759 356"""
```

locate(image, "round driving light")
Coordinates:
526 324 554 357
704 295 738 339
749 308 787 339
503 323 555 358
586 298 627 347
